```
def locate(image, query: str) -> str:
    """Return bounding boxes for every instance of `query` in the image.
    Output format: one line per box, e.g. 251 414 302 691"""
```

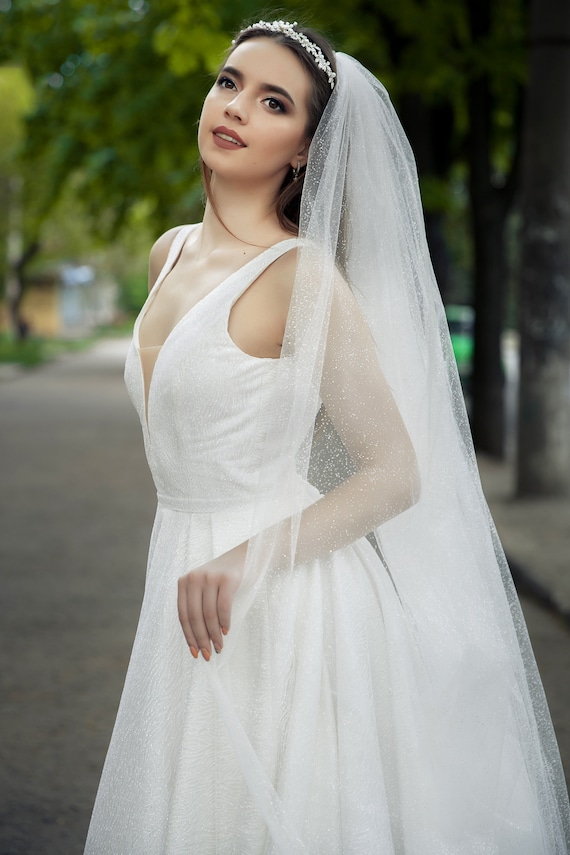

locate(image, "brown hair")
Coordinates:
201 22 336 235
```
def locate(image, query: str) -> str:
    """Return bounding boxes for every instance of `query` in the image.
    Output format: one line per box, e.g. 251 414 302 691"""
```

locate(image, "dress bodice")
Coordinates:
124 225 299 513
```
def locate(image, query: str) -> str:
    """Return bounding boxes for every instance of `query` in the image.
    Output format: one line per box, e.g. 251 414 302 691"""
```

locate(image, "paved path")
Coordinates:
0 341 155 854
478 454 570 619
0 340 568 854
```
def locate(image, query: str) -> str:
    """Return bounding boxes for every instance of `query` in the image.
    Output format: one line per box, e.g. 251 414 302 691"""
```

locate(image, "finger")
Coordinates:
177 577 199 658
202 583 223 653
186 573 212 661
217 574 240 637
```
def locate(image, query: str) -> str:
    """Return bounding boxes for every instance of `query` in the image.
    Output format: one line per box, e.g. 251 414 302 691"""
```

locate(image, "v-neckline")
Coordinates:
134 225 297 434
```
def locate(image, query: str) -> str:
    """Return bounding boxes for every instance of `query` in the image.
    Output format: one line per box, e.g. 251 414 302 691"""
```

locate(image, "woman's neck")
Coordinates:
198 173 290 256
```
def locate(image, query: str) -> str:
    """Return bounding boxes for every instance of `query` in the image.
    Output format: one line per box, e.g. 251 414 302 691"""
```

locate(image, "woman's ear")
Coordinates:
290 139 311 170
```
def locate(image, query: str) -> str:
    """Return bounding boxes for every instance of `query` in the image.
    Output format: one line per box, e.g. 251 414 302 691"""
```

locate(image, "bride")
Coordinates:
85 20 569 854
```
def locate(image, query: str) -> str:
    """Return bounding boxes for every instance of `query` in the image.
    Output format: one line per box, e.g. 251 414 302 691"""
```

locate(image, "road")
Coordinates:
0 339 568 854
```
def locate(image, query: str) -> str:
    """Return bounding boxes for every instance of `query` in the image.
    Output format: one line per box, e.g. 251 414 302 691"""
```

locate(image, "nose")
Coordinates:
224 92 247 123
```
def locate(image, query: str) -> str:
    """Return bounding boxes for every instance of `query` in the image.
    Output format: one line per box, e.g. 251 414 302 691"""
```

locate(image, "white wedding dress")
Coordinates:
84 224 560 855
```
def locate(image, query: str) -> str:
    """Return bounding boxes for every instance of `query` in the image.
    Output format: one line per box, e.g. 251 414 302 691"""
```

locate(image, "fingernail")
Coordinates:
214 643 222 654
190 646 198 659
200 647 211 662
221 626 228 636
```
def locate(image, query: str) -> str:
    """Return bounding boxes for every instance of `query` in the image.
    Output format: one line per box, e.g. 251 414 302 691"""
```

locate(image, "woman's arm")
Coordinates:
178 273 420 660
286 275 420 565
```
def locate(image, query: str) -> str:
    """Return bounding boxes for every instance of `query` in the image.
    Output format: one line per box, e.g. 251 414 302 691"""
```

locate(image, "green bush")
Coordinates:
0 336 44 366
0 334 92 367
118 273 148 316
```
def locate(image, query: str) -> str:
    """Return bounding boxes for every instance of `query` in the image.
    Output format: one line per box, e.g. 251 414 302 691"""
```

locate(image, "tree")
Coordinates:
0 0 223 236
516 0 570 496
465 0 524 458
1 0 527 427
0 0 231 333
0 66 35 335
289 0 526 456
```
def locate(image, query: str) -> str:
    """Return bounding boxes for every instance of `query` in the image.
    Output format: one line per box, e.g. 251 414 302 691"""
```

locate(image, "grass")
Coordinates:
0 321 133 368
0 336 45 367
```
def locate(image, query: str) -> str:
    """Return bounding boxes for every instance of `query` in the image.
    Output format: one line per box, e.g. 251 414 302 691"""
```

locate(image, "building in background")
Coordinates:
0 264 118 338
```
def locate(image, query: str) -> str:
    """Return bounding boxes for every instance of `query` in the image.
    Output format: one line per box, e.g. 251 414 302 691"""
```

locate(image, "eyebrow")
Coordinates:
220 66 296 107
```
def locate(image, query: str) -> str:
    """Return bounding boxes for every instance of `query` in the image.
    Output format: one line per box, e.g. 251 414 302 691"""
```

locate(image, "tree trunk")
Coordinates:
7 240 40 340
424 211 452 304
4 174 41 339
467 75 510 459
5 174 27 340
465 0 523 459
516 0 570 496
398 94 455 304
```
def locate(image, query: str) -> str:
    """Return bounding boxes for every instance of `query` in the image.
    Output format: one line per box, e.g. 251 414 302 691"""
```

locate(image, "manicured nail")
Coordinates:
221 626 228 636
190 646 198 659
214 643 222 654
200 647 211 662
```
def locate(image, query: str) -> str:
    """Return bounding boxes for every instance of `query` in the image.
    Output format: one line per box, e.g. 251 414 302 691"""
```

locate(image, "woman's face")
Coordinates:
198 38 312 188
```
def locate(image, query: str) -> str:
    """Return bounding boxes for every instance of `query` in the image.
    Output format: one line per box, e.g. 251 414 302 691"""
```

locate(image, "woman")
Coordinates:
85 20 569 854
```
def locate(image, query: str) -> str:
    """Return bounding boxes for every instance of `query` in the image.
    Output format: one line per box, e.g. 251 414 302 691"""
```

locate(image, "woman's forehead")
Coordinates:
226 38 311 91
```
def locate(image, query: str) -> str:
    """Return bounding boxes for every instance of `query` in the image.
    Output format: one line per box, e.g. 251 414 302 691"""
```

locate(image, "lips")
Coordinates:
213 126 246 148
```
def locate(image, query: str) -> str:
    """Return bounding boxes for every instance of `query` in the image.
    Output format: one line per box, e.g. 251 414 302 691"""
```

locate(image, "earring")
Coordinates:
293 161 302 181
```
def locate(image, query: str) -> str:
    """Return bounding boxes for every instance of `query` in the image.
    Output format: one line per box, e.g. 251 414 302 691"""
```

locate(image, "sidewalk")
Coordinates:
478 454 570 621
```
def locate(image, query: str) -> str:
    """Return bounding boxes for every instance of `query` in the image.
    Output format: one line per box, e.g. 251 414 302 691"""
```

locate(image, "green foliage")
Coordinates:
0 67 35 290
0 334 44 366
153 3 229 75
119 271 149 316
0 0 219 238
0 0 527 306
289 0 525 161
0 332 92 366
0 66 34 166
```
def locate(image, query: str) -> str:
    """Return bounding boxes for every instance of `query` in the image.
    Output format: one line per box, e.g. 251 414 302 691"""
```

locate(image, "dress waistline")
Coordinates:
156 493 250 513
157 479 321 515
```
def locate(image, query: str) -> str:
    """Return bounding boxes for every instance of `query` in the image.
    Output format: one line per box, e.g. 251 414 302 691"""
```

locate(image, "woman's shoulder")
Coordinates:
149 223 198 265
148 223 199 290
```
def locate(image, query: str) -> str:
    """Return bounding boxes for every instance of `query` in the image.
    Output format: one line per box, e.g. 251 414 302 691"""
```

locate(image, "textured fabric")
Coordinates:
85 52 569 855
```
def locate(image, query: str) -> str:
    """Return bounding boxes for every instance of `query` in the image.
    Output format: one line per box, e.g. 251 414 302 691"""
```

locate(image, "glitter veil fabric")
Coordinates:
84 53 569 854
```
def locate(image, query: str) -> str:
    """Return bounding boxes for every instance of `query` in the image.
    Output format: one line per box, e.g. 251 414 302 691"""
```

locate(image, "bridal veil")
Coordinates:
203 51 570 854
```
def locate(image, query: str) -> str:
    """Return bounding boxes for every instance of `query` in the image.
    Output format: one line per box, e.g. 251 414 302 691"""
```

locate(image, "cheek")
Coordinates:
198 92 212 125
263 118 305 154
197 96 214 149
199 85 222 119
274 126 306 161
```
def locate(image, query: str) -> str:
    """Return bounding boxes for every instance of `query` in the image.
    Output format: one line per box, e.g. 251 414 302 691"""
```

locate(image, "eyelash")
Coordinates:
264 97 285 113
216 76 286 113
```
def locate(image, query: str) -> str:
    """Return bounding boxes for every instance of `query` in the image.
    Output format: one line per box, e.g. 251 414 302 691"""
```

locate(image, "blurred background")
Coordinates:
0 1 568 853
1 0 569 478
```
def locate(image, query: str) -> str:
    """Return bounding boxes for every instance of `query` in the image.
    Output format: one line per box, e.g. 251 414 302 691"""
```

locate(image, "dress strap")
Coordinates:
221 237 300 307
152 224 196 295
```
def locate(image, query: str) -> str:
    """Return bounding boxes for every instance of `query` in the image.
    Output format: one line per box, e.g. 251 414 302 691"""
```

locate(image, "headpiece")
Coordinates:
232 21 336 90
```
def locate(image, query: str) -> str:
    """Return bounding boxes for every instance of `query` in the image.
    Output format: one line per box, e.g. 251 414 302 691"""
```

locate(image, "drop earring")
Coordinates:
293 161 302 181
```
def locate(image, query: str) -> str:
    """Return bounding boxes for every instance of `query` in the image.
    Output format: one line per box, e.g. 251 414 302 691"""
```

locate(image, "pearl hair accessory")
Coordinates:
232 21 336 90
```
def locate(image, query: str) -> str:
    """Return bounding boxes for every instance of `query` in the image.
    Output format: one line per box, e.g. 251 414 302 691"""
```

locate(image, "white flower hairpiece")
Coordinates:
232 21 336 90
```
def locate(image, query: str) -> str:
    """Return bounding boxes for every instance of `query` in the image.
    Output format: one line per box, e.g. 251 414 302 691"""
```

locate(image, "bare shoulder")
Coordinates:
229 245 300 358
148 224 194 291
262 245 299 309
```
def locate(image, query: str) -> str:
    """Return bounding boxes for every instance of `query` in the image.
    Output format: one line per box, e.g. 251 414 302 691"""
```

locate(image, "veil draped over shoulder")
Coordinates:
204 54 570 854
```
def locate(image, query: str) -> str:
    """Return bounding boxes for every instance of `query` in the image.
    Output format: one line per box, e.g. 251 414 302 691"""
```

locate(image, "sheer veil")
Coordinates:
204 53 570 853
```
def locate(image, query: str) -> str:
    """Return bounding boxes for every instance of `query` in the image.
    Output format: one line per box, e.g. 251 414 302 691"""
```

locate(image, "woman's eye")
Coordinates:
264 97 285 112
217 76 236 90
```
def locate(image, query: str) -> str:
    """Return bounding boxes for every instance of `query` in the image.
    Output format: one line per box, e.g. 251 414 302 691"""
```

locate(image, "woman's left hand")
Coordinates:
177 542 247 661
